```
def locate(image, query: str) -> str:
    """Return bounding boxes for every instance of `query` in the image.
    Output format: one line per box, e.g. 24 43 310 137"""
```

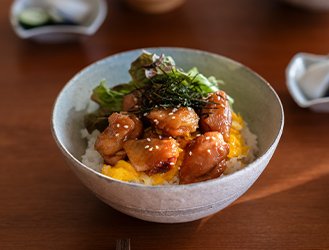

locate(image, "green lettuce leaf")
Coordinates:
128 51 154 86
85 80 137 132
91 80 128 112
128 51 177 86
186 67 219 93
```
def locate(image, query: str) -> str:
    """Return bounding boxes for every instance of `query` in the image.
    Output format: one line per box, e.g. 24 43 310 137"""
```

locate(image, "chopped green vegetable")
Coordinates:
186 67 221 93
18 6 78 30
18 7 51 29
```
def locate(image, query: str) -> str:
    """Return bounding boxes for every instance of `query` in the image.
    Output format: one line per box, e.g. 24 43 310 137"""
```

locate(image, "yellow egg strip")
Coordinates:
228 112 249 158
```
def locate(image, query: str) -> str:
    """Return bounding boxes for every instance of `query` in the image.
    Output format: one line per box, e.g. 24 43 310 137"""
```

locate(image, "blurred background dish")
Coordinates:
281 0 329 11
10 0 107 42
286 53 329 112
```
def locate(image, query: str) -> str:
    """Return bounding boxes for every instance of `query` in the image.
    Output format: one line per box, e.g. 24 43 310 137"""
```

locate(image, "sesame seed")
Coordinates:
189 151 192 156
123 125 129 129
153 119 159 125
143 112 148 116
169 136 172 139
169 162 175 166
159 135 162 139
207 149 211 154
172 108 177 112
212 136 216 140
171 116 176 120
134 105 139 108
159 114 163 118
116 124 120 128
196 134 201 137
168 112 174 116
206 136 210 140
177 104 181 108
187 107 192 111
145 145 150 149
133 97 138 102
115 133 119 137
155 145 159 149
146 138 151 142
149 147 153 151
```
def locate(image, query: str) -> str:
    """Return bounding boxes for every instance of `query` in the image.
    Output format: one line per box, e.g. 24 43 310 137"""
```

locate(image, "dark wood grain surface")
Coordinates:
1 0 329 249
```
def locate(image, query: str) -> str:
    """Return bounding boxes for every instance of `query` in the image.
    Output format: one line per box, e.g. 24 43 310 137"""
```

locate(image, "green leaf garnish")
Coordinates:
84 51 234 132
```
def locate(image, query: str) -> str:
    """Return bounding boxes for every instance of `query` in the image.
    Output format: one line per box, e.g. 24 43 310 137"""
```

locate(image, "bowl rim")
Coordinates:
10 0 108 39
51 47 284 190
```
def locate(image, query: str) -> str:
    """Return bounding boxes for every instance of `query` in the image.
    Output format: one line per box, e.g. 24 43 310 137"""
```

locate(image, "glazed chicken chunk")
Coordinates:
179 132 229 184
200 91 232 142
147 107 199 137
123 138 180 174
95 112 143 165
122 89 142 111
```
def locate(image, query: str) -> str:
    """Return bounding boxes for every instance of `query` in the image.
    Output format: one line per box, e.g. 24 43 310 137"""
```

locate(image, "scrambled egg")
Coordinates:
228 112 249 159
102 159 181 185
101 112 248 185
102 160 140 183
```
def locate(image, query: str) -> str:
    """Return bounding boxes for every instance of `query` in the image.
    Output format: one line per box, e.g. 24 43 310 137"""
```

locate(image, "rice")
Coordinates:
224 124 258 175
81 122 258 184
80 129 103 172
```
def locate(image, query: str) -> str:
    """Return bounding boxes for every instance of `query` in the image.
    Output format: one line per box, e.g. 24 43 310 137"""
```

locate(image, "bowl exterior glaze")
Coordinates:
52 48 284 223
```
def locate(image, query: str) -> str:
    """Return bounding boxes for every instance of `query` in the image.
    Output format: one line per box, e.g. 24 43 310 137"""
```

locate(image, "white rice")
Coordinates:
224 124 258 175
80 129 103 172
81 124 258 183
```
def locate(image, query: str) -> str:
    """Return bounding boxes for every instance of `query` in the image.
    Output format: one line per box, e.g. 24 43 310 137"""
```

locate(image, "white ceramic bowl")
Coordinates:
10 0 107 42
51 47 284 223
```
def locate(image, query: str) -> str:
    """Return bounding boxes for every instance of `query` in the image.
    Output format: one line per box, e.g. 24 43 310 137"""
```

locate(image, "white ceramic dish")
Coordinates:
286 52 329 112
10 0 107 42
51 47 284 223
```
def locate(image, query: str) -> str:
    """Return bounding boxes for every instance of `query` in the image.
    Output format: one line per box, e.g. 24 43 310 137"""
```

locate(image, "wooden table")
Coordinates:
1 0 329 249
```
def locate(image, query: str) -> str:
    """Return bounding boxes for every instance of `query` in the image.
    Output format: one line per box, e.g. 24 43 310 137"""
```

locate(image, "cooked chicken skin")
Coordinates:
179 132 229 184
200 91 232 142
147 107 199 137
122 90 142 111
95 112 143 165
123 138 180 174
